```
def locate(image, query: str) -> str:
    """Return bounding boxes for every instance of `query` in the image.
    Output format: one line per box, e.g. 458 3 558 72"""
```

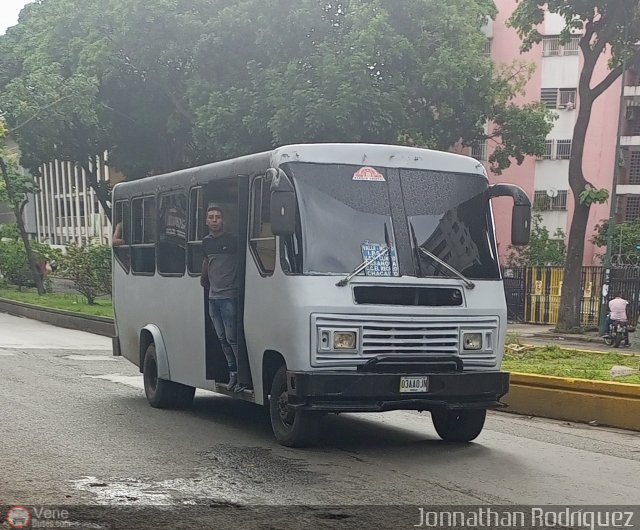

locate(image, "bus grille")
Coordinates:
313 315 498 367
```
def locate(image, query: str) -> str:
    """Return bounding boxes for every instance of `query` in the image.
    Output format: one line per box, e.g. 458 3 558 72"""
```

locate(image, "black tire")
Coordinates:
604 335 614 347
431 409 486 442
143 344 195 409
268 366 320 447
614 332 623 348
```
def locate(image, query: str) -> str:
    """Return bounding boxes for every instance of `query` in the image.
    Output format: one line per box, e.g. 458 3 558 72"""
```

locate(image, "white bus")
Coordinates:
111 143 531 447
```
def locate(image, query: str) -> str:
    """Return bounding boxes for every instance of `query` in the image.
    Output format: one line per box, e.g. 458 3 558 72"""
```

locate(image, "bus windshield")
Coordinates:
400 169 500 280
286 163 499 280
291 163 397 276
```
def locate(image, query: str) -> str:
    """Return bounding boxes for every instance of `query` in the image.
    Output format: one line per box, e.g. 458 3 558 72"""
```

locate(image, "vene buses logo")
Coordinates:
5 506 31 529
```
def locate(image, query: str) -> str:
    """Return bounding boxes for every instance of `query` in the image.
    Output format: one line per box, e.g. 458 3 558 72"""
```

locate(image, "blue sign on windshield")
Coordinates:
361 242 399 277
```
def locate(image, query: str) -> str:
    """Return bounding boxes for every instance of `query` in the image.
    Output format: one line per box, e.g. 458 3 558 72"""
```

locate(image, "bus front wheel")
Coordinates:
431 409 486 442
269 366 320 447
143 344 195 409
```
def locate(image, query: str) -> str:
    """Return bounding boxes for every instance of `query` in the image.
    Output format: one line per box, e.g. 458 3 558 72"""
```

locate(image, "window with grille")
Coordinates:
472 141 487 161
626 196 640 221
543 36 580 56
543 37 561 56
541 88 576 109
558 89 576 108
541 88 558 109
630 151 640 185
556 140 572 159
541 139 554 160
482 39 492 57
533 190 568 211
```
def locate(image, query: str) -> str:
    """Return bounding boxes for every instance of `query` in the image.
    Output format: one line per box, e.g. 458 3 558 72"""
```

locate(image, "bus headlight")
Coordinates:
334 331 357 350
462 332 483 350
317 328 360 352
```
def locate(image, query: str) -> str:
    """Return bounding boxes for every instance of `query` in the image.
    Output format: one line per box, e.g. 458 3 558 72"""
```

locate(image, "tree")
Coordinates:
60 243 112 304
188 0 554 171
0 0 554 188
592 219 640 265
510 1 640 330
506 213 567 267
0 119 45 294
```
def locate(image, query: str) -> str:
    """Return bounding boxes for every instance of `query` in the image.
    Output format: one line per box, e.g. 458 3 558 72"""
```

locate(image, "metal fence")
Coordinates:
502 266 640 326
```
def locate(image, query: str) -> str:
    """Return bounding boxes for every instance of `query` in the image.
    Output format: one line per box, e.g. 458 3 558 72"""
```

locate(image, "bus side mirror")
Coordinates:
488 183 531 246
267 167 296 236
270 191 296 236
511 204 531 246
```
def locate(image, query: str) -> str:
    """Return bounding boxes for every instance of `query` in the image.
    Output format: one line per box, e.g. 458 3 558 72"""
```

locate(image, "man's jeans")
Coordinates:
208 298 238 372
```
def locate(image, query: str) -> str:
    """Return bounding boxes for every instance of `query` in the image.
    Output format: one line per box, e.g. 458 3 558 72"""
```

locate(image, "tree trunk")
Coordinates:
0 157 46 295
557 202 591 330
82 162 112 223
555 53 597 330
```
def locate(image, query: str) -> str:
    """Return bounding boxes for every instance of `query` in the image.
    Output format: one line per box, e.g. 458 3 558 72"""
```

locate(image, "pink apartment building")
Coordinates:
485 0 635 266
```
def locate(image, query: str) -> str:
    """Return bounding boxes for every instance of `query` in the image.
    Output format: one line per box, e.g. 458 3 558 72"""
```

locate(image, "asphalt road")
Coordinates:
1 313 640 528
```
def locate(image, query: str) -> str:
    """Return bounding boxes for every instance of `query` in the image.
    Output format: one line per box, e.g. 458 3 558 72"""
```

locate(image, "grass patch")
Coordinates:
0 286 113 318
503 346 640 385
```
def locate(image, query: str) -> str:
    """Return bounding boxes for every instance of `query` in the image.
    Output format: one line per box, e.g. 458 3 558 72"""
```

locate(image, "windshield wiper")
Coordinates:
336 246 390 287
417 247 476 289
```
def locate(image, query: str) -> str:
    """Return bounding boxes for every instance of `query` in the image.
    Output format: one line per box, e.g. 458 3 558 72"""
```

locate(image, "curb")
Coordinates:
504 372 640 432
0 297 115 337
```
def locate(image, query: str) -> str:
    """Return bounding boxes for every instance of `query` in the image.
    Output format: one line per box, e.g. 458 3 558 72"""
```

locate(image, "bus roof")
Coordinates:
113 143 486 198
271 143 487 178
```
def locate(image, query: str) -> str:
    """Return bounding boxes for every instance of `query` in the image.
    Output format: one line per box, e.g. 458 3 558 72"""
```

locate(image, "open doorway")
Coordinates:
196 178 250 388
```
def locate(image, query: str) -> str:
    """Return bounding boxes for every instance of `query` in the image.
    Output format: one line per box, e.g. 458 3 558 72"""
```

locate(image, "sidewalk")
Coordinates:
507 322 640 354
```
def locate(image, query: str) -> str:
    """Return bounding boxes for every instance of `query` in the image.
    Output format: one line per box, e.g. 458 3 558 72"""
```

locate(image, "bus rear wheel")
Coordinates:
431 409 486 442
143 343 195 409
269 366 320 447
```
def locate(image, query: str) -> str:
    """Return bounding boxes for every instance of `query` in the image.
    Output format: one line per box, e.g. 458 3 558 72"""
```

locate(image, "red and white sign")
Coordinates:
353 166 385 181
6 506 31 529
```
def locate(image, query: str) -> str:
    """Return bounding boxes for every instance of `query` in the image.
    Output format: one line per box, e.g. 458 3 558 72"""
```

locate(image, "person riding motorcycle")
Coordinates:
606 292 630 347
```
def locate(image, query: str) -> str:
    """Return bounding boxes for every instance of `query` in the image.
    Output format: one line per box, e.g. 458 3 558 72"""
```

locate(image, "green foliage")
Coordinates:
60 244 111 304
0 287 112 317
0 0 553 180
503 345 640 384
591 218 640 264
506 213 567 267
0 235 60 290
579 185 609 206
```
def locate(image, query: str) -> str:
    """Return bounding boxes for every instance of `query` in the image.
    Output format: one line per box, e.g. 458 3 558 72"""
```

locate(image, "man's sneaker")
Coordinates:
227 372 238 390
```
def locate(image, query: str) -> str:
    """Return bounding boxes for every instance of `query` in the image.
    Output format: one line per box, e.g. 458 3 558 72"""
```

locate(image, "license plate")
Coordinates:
399 376 429 393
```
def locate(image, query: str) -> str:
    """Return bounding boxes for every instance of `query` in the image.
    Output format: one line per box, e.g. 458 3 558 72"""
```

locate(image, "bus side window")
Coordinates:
187 186 204 275
158 192 187 275
131 196 156 275
112 200 131 272
249 176 276 275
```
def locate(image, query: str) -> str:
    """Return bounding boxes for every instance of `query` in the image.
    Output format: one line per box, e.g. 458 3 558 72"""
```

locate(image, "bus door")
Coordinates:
198 178 251 386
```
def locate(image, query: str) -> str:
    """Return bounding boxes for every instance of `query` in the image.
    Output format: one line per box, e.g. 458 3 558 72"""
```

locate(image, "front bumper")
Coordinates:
287 369 509 413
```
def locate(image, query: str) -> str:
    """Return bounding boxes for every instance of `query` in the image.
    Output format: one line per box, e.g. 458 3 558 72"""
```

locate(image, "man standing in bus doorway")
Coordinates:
201 205 242 391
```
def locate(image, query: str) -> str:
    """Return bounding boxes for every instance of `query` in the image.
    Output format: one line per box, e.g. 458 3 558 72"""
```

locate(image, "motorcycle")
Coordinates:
603 315 631 348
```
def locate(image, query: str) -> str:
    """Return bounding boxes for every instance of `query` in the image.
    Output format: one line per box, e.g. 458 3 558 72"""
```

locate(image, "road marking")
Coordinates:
84 374 144 390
